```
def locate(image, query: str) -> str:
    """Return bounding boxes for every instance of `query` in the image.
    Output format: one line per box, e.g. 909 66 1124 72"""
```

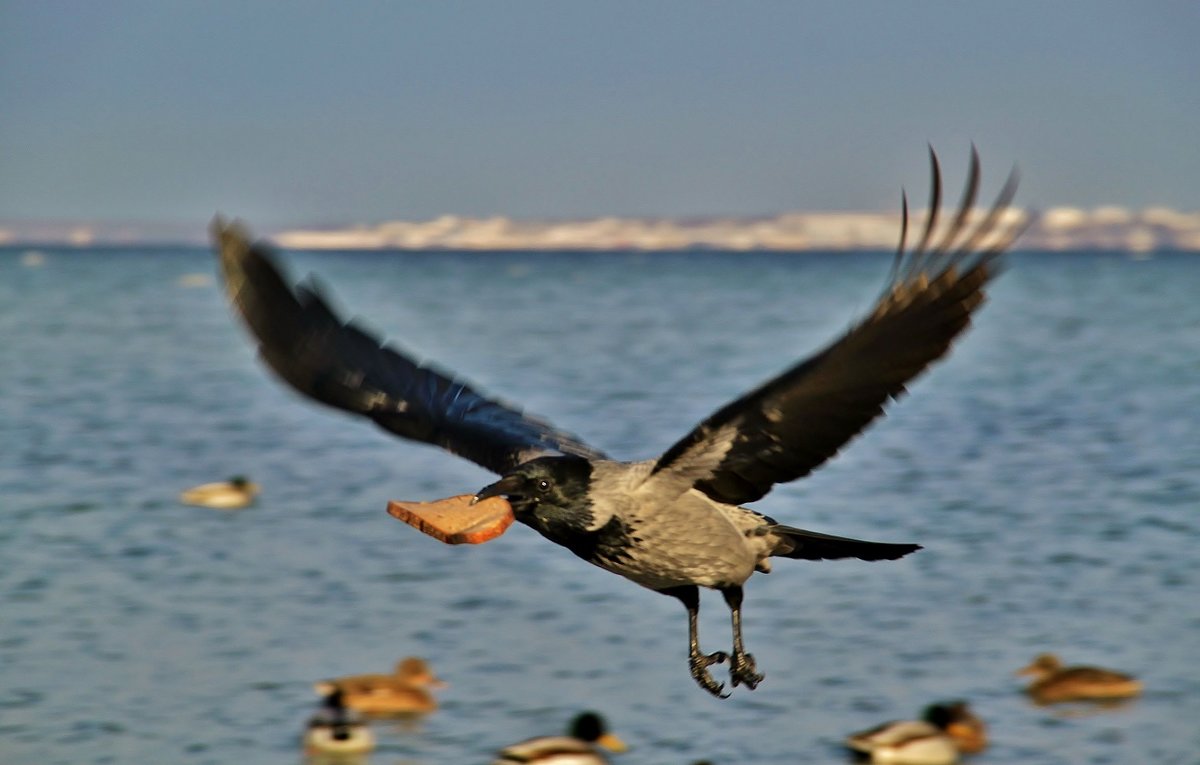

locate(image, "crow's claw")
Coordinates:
690 650 730 698
730 651 764 689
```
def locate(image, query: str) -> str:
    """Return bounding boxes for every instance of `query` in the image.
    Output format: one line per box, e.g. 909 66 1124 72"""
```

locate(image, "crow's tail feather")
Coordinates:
771 525 921 562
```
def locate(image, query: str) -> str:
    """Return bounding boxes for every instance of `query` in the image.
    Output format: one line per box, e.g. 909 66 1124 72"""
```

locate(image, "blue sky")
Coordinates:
2 1 1197 229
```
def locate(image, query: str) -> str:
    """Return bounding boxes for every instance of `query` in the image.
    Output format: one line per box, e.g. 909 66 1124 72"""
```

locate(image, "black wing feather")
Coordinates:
652 148 1022 506
213 218 605 475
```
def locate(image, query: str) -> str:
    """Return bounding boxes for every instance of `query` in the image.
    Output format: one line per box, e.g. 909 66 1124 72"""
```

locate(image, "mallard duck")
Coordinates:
845 701 987 764
303 688 375 755
493 711 628 764
314 657 445 715
179 475 260 509
930 701 986 754
1017 653 1142 704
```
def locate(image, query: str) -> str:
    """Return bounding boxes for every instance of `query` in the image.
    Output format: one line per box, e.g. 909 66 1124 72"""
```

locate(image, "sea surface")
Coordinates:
1 246 1198 764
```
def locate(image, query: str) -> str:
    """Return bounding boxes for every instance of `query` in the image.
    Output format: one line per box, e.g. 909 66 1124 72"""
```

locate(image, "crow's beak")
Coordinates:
473 474 524 505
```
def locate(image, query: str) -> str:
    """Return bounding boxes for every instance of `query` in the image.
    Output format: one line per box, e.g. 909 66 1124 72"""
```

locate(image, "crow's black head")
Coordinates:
475 455 595 543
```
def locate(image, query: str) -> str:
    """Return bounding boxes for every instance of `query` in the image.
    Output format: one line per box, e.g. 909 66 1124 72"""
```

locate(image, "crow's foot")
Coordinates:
689 650 730 698
729 651 764 689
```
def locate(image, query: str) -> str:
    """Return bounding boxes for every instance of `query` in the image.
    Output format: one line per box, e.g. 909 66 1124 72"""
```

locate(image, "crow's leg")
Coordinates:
720 585 764 689
660 585 728 698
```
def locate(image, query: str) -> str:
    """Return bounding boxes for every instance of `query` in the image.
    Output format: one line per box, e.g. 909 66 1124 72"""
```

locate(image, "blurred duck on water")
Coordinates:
844 700 987 765
492 711 627 765
179 475 259 509
314 656 444 715
303 688 375 756
1018 653 1142 704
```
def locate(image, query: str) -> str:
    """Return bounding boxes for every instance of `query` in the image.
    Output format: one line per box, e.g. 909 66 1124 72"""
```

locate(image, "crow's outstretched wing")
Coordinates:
213 219 606 475
651 148 1022 506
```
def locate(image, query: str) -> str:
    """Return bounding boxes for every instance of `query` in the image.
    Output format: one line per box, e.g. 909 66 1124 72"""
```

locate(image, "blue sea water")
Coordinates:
1 247 1198 764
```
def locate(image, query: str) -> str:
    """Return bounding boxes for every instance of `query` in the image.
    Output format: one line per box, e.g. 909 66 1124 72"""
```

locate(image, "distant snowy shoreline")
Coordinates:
4 206 1199 252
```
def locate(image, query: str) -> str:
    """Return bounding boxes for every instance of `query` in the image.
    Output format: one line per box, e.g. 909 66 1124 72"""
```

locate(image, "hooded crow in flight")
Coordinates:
213 148 1020 697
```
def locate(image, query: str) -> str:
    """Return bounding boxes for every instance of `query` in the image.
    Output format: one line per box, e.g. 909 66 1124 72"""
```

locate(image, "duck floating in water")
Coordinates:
179 475 260 509
845 700 987 765
493 711 627 765
314 656 444 716
1017 653 1142 704
303 688 375 756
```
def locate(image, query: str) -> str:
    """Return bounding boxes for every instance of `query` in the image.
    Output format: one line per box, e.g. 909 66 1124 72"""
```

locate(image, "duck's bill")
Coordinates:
387 494 515 545
597 732 628 753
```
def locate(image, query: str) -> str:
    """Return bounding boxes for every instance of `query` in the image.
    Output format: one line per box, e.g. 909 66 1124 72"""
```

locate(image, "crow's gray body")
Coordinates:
214 147 1021 696
573 460 773 591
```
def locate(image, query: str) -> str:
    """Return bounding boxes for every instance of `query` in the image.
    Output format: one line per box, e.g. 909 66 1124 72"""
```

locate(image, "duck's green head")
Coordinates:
570 711 627 753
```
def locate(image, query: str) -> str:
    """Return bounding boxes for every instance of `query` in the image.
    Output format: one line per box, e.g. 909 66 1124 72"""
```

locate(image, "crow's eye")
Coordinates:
535 479 552 493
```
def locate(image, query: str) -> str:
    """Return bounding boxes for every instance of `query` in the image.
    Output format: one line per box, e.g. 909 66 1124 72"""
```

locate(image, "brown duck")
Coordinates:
314 657 445 715
1018 653 1142 704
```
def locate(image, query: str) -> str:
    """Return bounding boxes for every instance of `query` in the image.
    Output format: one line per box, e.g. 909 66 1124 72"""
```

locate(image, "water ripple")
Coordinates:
1 249 1197 763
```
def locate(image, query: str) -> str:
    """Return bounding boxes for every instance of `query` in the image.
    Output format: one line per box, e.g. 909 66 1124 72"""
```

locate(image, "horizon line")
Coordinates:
3 204 1200 252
